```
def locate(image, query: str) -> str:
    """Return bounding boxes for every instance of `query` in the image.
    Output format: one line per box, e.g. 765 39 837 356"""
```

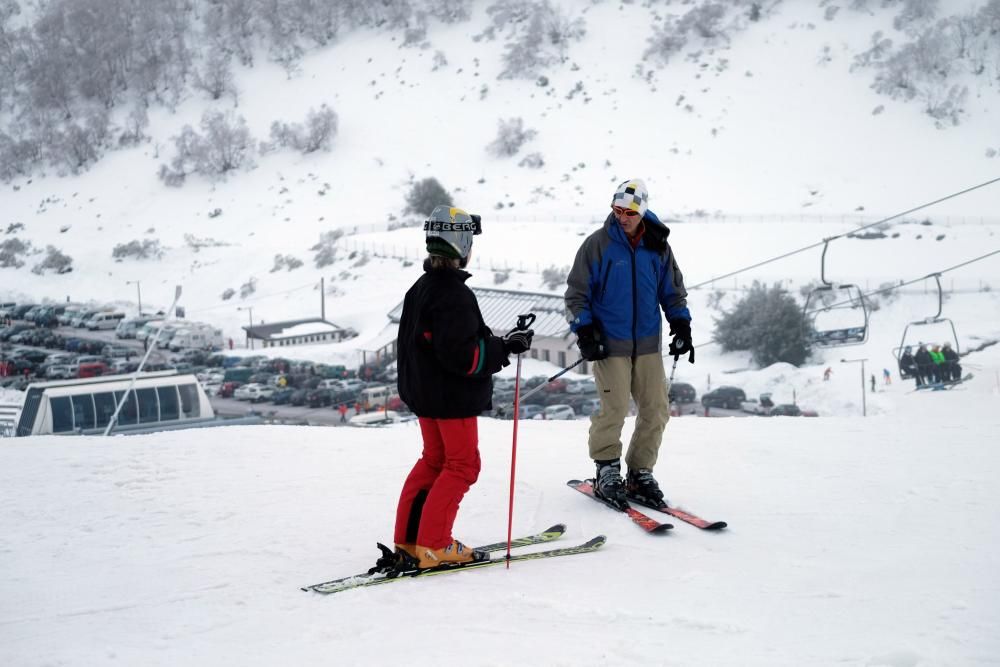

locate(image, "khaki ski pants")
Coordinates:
588 353 670 470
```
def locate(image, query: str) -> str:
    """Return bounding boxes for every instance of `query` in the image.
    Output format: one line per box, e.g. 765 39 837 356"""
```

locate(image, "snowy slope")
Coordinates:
2 361 999 665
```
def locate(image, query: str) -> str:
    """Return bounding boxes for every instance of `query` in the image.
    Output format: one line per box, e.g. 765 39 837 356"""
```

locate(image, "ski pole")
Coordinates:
506 312 535 568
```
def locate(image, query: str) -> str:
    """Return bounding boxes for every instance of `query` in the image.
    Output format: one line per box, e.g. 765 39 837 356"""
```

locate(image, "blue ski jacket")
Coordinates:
564 210 690 357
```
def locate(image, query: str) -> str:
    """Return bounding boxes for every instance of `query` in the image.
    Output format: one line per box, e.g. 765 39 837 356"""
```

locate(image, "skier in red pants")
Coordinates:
389 205 533 571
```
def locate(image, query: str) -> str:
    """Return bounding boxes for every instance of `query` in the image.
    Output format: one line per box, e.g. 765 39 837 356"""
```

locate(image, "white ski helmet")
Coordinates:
424 205 481 262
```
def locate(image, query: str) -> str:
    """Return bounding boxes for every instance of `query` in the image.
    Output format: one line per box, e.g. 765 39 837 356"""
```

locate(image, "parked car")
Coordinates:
537 404 576 420
579 398 603 416
741 393 775 415
289 388 311 406
306 388 334 408
102 344 134 359
270 388 295 405
565 378 597 395
769 404 803 417
77 361 109 378
668 382 697 404
701 386 747 410
234 383 274 402
43 364 76 379
518 404 545 420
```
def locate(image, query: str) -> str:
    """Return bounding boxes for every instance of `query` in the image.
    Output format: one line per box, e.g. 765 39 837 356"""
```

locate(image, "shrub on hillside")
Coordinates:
112 239 164 260
158 111 256 185
239 277 257 299
487 118 536 158
312 230 344 268
32 246 73 275
193 48 237 101
541 265 568 291
0 237 31 268
271 254 304 272
268 105 339 154
404 178 452 217
645 3 731 66
485 1 585 80
714 282 813 367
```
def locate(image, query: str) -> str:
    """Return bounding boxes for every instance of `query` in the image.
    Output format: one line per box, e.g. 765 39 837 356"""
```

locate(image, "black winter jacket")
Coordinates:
396 260 509 418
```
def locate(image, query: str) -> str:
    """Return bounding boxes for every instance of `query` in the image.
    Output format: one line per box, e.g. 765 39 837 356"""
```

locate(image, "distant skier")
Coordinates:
388 205 533 572
882 368 891 385
870 373 876 393
823 367 832 381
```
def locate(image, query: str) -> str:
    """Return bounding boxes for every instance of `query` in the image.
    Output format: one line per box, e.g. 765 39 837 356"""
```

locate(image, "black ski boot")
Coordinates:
626 468 666 507
593 459 628 510
369 543 420 578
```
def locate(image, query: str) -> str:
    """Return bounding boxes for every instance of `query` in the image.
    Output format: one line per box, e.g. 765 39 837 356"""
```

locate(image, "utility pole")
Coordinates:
238 306 254 350
127 280 142 316
840 358 868 417
320 277 325 321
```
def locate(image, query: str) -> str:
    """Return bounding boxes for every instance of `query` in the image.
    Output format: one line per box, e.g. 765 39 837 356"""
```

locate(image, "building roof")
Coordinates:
388 287 570 338
243 318 346 340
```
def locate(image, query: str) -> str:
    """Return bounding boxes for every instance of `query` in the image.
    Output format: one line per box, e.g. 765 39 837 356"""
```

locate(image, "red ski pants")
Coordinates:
394 416 481 549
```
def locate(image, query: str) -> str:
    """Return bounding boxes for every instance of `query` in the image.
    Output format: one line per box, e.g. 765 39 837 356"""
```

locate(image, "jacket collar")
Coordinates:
422 257 471 281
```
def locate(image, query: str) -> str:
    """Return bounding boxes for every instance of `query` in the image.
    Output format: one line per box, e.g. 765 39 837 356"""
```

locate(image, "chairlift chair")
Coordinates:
803 240 870 348
893 273 961 383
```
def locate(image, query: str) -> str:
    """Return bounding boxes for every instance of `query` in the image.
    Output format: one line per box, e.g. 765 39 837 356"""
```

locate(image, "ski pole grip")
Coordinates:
516 313 536 331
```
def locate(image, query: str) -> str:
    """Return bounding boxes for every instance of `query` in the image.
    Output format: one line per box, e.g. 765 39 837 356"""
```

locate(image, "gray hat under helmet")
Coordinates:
424 205 481 261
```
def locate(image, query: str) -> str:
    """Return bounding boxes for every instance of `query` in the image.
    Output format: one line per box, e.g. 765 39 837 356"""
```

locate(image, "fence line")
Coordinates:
339 239 996 293
343 214 1000 235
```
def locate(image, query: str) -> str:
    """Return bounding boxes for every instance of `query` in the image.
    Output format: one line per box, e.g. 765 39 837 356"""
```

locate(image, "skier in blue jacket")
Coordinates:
564 179 693 509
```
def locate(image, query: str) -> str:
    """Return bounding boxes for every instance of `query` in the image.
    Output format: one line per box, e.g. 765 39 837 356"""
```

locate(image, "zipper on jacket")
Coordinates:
600 259 612 300
630 248 638 358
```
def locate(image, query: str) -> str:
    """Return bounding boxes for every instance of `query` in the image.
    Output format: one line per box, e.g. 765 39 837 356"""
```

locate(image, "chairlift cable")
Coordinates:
804 248 1000 316
677 248 1000 356
689 176 1000 290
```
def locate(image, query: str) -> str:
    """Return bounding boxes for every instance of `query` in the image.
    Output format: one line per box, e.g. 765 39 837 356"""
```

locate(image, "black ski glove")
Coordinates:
576 324 609 362
502 328 534 355
668 318 695 363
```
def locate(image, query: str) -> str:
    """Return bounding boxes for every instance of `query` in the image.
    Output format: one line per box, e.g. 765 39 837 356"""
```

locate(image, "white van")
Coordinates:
86 311 126 330
360 385 398 411
170 326 224 352
116 317 157 339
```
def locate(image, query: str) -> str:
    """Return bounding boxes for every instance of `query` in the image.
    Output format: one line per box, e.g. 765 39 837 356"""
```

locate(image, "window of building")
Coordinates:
179 384 201 418
72 395 95 430
136 388 159 423
113 391 138 426
50 396 74 433
157 386 180 421
94 392 116 428
542 349 550 362
558 351 566 367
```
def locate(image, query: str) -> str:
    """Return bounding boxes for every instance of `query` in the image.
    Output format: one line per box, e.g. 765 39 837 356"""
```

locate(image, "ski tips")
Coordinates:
542 523 567 535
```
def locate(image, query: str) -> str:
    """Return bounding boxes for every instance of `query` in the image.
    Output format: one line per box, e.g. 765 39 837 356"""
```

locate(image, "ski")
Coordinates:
626 496 728 530
567 479 673 534
305 534 605 595
303 523 565 593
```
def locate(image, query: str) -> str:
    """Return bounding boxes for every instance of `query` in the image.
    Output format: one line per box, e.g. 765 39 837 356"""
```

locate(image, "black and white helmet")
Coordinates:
424 205 482 261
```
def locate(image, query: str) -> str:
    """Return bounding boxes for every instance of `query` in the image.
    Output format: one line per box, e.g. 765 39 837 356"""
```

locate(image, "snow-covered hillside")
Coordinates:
2 0 999 355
